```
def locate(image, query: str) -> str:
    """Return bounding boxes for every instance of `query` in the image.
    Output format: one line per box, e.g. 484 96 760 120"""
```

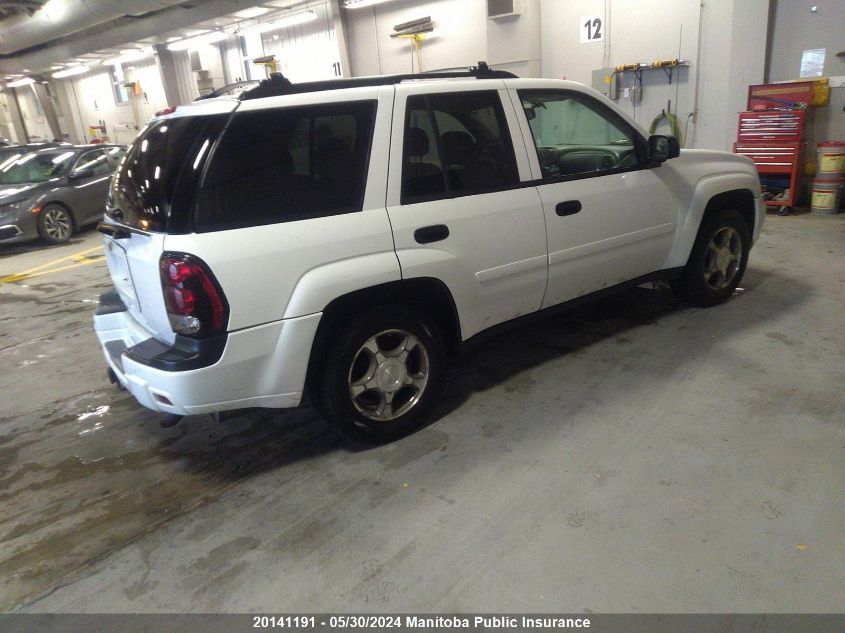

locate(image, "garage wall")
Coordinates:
58 60 169 145
261 2 340 82
767 0 845 147
343 0 768 151
345 0 487 75
540 0 769 151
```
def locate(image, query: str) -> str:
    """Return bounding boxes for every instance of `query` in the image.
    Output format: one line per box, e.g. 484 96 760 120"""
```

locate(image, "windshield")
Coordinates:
0 150 75 184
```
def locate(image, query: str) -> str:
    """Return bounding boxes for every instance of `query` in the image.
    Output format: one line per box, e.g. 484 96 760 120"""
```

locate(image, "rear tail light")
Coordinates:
159 253 228 338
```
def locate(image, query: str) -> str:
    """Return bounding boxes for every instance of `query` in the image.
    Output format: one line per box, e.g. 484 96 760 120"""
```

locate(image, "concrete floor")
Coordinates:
1 213 843 613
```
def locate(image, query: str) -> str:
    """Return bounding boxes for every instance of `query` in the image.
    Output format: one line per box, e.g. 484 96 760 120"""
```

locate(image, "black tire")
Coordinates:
315 305 445 443
37 204 74 244
674 208 750 307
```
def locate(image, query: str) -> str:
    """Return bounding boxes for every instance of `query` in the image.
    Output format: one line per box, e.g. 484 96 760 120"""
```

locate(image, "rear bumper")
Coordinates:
93 291 321 416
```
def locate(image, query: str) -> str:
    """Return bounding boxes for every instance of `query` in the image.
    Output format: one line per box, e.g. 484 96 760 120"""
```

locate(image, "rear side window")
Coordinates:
110 114 227 233
401 91 519 204
196 101 376 231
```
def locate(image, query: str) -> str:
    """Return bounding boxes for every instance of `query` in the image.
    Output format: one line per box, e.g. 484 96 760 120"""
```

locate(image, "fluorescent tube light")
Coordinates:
342 0 393 8
102 49 151 66
238 10 318 34
167 30 226 51
52 65 89 78
234 6 269 19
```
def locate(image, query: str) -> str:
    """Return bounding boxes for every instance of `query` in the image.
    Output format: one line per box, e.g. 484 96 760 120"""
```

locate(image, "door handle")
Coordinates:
555 200 582 216
414 224 450 244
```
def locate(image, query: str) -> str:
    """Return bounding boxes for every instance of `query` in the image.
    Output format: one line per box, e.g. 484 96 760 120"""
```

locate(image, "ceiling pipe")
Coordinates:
0 0 186 56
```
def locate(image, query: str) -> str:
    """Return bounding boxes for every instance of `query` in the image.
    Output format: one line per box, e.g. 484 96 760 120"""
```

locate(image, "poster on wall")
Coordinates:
580 14 604 44
800 48 825 78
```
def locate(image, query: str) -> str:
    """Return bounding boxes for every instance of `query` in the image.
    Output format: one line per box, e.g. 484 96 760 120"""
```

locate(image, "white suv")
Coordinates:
94 63 763 442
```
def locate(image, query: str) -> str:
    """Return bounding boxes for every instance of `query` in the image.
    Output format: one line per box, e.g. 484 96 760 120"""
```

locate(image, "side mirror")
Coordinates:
69 166 92 180
647 135 680 163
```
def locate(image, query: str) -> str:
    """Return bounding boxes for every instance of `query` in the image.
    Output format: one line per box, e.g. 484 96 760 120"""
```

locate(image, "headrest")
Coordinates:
405 127 429 158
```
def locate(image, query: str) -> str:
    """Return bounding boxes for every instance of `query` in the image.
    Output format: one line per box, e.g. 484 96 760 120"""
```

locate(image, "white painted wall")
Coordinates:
345 0 487 75
59 60 169 144
261 3 340 82
343 0 769 151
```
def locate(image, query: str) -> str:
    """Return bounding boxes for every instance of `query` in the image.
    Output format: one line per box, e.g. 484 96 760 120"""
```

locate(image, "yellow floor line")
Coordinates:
0 246 105 284
10 245 104 276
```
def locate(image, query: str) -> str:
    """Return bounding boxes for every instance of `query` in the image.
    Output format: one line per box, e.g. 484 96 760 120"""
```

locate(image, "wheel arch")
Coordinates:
665 176 759 269
304 277 462 394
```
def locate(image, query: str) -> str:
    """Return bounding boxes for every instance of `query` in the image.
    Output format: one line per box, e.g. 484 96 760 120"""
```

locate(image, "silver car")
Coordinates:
0 144 125 244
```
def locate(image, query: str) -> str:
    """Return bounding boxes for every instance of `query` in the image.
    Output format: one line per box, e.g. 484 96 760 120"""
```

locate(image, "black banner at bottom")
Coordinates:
1 613 843 633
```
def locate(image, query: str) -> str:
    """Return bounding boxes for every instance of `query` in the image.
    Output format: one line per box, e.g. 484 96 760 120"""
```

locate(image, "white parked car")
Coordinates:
94 63 763 442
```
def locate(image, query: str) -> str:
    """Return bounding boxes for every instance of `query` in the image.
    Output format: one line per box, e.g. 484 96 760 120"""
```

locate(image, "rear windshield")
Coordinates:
109 114 227 233
195 100 376 231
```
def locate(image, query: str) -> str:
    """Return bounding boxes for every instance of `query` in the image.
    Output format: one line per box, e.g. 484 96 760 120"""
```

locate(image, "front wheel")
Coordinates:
316 306 445 443
673 209 750 307
38 204 74 244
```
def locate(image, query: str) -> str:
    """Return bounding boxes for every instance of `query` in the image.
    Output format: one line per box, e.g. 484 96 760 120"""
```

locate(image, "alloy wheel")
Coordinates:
703 226 742 291
42 208 72 242
347 328 430 422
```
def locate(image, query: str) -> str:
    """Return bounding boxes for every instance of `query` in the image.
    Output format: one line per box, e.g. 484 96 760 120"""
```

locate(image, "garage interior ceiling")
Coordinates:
0 0 312 77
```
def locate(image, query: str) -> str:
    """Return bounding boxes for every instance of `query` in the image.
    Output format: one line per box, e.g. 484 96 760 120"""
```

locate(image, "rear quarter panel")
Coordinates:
163 86 399 331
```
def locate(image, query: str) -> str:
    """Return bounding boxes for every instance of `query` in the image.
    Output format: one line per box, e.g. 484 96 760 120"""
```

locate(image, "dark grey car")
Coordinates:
0 144 125 244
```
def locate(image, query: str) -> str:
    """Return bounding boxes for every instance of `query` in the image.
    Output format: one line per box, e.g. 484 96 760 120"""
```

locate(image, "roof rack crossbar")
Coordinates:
240 61 517 100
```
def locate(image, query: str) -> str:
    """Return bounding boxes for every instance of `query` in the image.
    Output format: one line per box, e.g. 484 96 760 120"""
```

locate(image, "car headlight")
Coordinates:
0 199 31 222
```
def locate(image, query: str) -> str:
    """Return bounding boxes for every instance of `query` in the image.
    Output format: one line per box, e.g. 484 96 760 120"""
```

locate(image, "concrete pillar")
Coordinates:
154 44 187 106
6 88 28 143
31 82 62 141
330 0 352 77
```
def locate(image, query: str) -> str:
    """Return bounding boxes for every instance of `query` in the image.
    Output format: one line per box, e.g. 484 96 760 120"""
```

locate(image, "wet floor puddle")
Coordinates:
0 390 331 610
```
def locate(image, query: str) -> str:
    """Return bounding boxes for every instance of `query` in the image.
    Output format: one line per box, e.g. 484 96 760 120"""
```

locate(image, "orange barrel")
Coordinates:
810 177 844 214
816 141 845 179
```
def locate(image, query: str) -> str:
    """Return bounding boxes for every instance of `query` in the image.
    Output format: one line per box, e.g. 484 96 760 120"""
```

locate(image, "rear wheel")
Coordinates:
316 306 445 443
38 204 74 244
673 208 750 307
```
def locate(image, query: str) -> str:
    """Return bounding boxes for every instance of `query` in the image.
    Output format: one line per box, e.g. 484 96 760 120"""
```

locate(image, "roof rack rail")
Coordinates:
240 61 517 100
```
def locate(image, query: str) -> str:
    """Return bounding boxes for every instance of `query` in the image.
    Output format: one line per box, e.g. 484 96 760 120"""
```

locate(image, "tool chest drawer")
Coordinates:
737 111 804 143
733 143 800 173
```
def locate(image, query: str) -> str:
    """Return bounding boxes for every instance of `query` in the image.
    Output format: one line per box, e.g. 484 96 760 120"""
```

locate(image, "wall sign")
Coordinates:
580 14 604 43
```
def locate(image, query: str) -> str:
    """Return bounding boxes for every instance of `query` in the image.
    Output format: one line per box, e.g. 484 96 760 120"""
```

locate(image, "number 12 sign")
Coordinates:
580 14 604 43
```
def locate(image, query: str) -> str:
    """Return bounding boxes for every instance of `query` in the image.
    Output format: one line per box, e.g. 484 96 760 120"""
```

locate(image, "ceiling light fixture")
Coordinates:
52 65 89 78
342 0 393 9
234 6 270 19
6 77 36 88
166 30 226 51
237 10 318 34
101 48 152 66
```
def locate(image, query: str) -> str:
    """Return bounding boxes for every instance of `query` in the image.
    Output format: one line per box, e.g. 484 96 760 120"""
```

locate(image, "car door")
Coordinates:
386 84 548 340
510 87 678 308
67 148 113 224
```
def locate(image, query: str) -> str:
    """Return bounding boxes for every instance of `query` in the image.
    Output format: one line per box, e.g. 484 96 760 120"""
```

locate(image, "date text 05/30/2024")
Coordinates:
253 616 592 629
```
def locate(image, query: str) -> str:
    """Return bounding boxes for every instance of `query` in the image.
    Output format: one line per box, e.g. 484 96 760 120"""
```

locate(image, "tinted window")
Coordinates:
520 90 642 179
74 149 112 176
401 91 519 204
110 114 227 233
0 150 75 184
196 101 376 231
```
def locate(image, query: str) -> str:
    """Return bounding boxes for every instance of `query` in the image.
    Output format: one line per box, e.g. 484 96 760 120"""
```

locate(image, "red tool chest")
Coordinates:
733 108 805 213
